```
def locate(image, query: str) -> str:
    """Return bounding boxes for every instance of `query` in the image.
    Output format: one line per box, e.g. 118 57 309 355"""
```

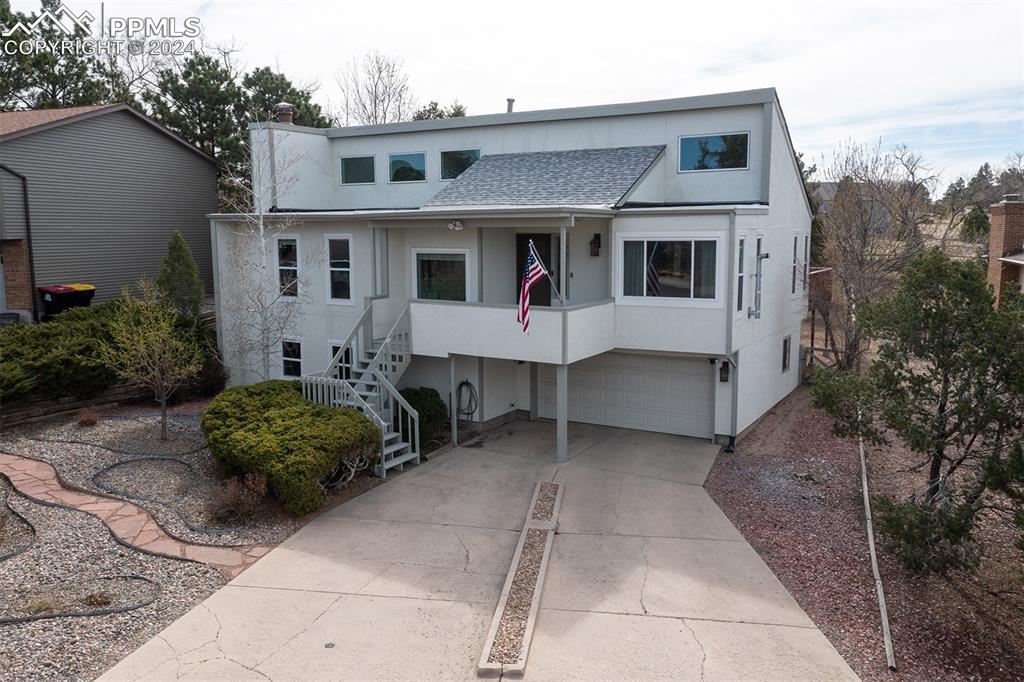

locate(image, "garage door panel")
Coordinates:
538 352 714 438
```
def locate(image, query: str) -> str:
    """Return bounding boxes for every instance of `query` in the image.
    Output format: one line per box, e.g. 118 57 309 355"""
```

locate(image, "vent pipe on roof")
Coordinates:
506 98 515 113
274 102 294 124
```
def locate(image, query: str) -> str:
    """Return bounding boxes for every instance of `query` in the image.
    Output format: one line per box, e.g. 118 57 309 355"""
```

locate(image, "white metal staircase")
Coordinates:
301 305 419 478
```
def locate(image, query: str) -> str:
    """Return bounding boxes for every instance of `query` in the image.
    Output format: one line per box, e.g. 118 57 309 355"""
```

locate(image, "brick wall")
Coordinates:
986 199 1024 305
0 239 32 312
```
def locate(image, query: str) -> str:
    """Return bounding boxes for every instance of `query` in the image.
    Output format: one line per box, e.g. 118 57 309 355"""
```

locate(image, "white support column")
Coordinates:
529 362 539 421
556 363 568 463
450 355 459 446
559 225 568 305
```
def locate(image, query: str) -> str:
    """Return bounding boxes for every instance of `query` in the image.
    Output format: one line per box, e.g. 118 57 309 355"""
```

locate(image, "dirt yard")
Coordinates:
706 386 1024 681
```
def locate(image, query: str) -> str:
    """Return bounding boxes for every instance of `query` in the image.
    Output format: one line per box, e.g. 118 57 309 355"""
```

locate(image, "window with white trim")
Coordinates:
330 344 352 381
282 340 302 377
389 152 426 182
327 238 351 301
416 252 467 301
791 234 799 294
341 156 375 184
736 237 745 312
440 149 480 180
679 133 749 171
622 239 717 299
277 238 298 297
782 335 791 372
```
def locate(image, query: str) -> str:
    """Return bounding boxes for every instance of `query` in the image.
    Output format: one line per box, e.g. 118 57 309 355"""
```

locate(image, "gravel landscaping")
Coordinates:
0 479 34 560
706 386 1024 681
487 528 548 665
0 486 223 681
531 482 558 522
1 410 300 546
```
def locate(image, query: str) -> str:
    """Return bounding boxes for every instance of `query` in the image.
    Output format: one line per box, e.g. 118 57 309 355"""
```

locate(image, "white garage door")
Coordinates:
538 352 715 438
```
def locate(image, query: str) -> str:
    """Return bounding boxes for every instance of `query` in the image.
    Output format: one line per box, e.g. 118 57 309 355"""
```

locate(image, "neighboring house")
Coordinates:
987 193 1024 304
0 104 217 320
211 88 812 471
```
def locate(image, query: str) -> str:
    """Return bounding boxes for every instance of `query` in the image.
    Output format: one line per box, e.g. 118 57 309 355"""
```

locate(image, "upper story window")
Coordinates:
341 156 375 184
678 133 749 172
440 149 480 180
277 237 298 297
389 152 426 182
327 237 351 301
622 239 717 299
791 234 799 294
782 335 791 372
802 234 810 291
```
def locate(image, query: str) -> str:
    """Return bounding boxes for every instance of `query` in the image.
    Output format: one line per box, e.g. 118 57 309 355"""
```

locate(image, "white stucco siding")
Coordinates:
735 320 802 433
567 217 611 303
481 228 517 304
398 354 482 422
266 104 766 210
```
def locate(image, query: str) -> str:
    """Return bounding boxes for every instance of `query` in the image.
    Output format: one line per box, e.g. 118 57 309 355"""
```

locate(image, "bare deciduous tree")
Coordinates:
335 51 415 126
217 113 323 381
817 141 935 371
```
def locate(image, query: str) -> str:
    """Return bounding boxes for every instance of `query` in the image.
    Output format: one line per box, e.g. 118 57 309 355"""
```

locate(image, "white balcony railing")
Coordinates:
408 299 615 364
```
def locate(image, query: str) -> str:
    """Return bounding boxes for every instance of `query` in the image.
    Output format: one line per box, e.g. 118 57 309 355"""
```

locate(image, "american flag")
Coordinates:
646 243 661 296
517 240 547 333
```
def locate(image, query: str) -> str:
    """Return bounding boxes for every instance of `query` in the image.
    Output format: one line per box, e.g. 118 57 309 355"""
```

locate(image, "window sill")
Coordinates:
326 298 355 306
615 296 722 310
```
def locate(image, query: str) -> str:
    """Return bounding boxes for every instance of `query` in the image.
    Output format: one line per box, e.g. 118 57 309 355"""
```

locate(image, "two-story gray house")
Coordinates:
211 88 812 472
0 104 217 320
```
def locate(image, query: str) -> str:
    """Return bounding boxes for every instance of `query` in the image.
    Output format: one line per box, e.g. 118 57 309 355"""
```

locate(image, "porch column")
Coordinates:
556 363 568 463
529 362 539 421
450 355 459 446
559 225 568 304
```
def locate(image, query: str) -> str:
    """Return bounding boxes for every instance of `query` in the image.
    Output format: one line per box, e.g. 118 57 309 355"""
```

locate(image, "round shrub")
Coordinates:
202 381 380 515
399 386 448 443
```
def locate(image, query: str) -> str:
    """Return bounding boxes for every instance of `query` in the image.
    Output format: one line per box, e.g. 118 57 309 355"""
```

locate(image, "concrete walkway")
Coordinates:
0 451 270 578
101 420 857 681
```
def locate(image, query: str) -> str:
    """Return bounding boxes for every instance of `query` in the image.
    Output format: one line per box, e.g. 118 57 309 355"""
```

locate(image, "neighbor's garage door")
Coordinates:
538 352 714 438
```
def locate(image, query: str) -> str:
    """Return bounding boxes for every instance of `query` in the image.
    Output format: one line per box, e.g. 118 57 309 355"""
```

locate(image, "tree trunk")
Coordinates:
160 398 168 441
926 371 951 504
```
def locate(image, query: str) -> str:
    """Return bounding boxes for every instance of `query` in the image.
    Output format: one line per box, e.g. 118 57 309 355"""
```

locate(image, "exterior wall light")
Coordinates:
448 220 464 231
719 361 730 383
590 233 601 256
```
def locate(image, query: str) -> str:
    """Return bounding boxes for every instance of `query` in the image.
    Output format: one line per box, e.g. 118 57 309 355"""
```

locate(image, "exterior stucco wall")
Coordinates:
269 104 766 211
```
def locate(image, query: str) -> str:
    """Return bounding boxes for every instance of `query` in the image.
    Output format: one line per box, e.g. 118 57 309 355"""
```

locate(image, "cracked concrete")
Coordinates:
99 421 856 681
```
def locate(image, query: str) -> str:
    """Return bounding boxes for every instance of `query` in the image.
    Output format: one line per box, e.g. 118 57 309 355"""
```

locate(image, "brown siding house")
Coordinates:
0 104 217 319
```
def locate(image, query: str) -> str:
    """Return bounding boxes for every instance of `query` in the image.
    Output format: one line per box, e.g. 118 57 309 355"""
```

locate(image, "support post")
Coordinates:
529 362 539 421
559 226 568 305
450 355 458 446
556 364 568 463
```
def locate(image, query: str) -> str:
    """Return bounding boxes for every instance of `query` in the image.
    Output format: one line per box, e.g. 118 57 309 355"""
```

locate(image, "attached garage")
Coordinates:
538 352 715 438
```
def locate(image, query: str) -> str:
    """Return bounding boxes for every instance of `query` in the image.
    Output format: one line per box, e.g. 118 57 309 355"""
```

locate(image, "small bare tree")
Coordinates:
335 51 415 126
217 112 322 381
96 280 204 440
817 141 935 371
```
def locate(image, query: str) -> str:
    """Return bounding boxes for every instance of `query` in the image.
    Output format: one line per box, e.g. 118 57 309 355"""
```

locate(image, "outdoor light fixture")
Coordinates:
448 220 464 231
719 361 730 383
590 233 601 256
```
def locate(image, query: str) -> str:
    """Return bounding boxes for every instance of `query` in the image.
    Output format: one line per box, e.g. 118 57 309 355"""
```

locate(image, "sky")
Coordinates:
14 0 1024 187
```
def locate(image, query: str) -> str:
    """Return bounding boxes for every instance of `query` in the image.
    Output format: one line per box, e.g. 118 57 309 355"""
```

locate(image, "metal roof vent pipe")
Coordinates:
506 98 515 113
274 102 294 124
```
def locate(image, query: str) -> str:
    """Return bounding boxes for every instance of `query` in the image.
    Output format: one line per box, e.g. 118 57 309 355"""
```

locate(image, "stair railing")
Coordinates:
373 370 420 470
321 303 374 380
301 374 388 469
368 305 412 391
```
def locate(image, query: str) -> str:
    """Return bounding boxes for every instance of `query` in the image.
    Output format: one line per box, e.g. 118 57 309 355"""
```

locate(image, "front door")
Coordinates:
515 234 557 307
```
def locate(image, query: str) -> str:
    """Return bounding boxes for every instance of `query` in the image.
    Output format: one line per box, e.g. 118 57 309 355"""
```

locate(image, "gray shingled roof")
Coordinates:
423 145 665 208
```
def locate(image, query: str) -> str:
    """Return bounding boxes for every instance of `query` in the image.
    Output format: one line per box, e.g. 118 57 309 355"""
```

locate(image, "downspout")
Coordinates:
725 211 738 451
0 163 38 321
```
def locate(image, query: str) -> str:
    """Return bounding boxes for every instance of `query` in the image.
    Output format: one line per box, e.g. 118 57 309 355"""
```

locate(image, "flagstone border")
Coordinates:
0 451 270 579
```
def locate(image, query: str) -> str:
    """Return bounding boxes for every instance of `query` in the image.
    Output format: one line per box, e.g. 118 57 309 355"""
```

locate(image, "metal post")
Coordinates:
559 226 568 305
556 364 568 463
450 355 458 446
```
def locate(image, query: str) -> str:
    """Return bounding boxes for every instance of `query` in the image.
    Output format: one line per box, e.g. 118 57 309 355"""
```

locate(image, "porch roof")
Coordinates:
422 145 665 209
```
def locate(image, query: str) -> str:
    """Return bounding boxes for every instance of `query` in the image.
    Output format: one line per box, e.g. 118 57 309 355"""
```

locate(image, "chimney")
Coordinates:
506 98 515 113
274 102 294 124
986 193 1024 305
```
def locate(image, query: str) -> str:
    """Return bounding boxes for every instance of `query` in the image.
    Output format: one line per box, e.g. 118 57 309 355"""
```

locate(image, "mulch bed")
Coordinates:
706 386 1024 681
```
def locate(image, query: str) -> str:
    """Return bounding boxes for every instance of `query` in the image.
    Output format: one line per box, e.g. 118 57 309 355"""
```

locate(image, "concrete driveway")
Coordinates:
101 420 856 681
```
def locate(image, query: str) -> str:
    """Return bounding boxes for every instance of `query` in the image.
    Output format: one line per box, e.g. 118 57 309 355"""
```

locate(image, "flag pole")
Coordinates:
529 239 564 304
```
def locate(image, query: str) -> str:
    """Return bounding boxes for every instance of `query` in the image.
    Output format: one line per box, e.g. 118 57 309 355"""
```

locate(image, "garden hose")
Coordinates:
456 380 478 422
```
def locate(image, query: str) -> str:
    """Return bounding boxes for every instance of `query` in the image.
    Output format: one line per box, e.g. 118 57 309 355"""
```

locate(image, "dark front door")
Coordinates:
516 234 555 307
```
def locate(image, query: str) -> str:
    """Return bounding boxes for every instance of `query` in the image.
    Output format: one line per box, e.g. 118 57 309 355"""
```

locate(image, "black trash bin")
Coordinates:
38 283 95 320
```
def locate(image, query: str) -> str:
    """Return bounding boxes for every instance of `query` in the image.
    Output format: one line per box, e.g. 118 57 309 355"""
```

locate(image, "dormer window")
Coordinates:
678 133 749 172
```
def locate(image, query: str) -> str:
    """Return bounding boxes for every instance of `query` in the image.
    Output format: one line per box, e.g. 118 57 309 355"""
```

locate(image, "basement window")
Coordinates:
622 239 717 299
282 340 302 377
678 133 749 172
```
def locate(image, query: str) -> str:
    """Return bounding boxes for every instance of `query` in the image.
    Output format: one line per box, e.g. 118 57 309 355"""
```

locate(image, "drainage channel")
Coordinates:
478 480 563 675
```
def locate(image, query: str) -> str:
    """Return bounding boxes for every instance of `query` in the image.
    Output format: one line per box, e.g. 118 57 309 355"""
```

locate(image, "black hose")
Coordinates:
456 380 478 422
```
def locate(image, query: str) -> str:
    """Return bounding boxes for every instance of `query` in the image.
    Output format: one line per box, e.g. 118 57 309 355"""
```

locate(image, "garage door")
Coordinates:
538 352 714 438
